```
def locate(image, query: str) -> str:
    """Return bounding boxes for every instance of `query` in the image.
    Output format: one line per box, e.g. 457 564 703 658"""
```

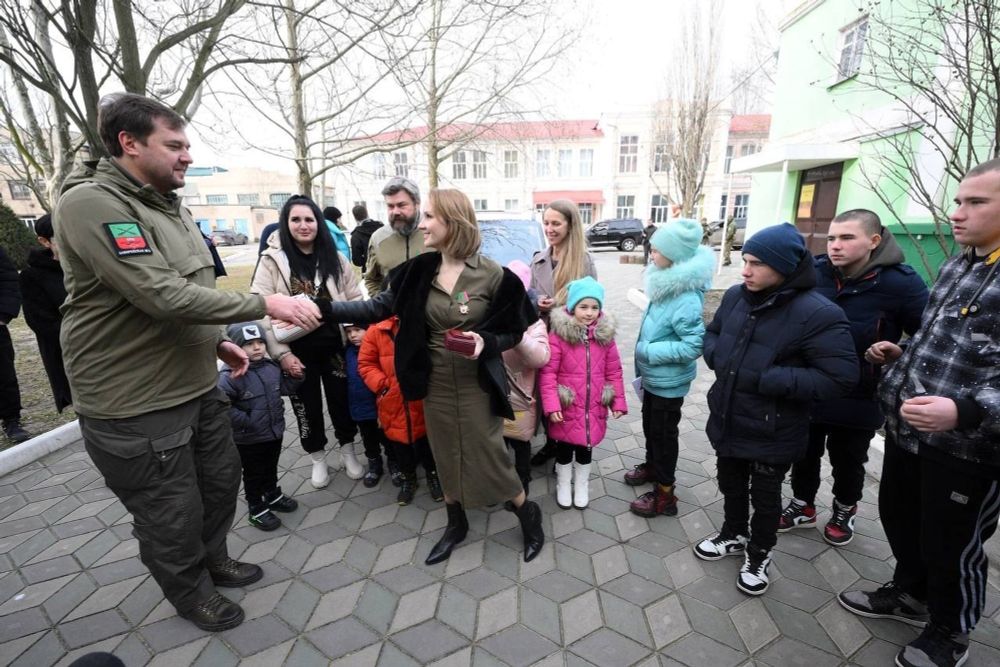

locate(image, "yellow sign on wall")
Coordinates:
797 183 816 219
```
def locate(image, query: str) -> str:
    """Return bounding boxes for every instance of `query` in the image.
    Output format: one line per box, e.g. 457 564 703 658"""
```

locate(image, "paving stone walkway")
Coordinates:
2 252 1000 666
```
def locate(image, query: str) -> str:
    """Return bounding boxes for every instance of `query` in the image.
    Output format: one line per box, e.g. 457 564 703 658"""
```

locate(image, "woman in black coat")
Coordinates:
19 215 72 412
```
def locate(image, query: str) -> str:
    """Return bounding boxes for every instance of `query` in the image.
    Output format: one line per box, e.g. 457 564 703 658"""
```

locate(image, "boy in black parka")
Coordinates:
694 223 858 596
219 322 302 531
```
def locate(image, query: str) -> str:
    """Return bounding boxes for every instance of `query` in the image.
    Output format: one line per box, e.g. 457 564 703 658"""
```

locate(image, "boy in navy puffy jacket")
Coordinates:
219 322 302 531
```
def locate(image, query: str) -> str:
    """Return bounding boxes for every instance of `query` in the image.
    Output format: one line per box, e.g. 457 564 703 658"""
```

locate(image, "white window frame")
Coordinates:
504 198 519 211
503 150 519 179
653 144 670 173
650 194 670 222
205 194 229 205
536 149 551 177
452 151 467 180
373 154 387 179
724 145 733 174
473 198 488 211
837 17 868 81
734 194 750 219
558 149 573 177
618 135 638 173
719 194 729 220
579 149 594 177
578 202 594 226
236 193 259 205
394 151 409 178
269 193 292 208
8 180 31 200
472 151 487 179
616 195 635 218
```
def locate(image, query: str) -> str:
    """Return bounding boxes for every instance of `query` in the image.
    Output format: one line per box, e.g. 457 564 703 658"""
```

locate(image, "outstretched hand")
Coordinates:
218 341 249 378
264 294 321 331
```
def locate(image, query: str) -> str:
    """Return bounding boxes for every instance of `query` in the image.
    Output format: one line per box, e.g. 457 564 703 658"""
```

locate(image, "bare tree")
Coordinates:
203 0 426 197
848 0 998 274
728 3 780 115
0 0 295 208
650 0 725 217
385 0 581 187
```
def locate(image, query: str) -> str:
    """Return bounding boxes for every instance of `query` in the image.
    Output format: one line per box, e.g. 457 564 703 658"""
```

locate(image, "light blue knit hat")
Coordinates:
566 276 605 311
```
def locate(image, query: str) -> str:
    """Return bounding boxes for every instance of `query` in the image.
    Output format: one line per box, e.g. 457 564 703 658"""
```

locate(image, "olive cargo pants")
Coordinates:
80 387 241 613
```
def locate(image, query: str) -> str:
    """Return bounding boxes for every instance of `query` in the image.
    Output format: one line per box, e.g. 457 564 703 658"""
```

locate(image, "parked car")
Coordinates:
708 218 747 249
585 218 645 251
478 219 546 267
210 229 248 246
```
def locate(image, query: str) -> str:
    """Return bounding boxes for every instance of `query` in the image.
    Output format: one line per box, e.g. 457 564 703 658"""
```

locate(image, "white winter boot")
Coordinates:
340 443 365 480
573 462 591 509
555 463 573 509
311 451 330 488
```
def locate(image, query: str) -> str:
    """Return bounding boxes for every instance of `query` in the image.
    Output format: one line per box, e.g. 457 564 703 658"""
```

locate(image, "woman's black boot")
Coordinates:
515 500 545 562
530 438 558 466
425 502 469 565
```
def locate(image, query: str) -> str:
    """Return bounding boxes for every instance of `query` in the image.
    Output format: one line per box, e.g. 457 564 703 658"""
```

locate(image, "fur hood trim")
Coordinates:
550 307 617 345
644 245 715 303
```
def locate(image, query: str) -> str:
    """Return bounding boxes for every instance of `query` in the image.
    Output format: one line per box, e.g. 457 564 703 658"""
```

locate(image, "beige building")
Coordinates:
180 166 334 240
327 106 735 228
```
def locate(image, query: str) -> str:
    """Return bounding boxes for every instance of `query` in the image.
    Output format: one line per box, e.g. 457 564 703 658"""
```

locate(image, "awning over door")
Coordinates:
731 143 860 173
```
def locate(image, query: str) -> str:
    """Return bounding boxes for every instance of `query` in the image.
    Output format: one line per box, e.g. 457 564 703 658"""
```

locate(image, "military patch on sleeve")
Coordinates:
103 222 153 257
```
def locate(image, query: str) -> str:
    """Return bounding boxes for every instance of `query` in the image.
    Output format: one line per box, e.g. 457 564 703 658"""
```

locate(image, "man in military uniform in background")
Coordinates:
363 176 427 295
722 215 737 266
55 93 320 631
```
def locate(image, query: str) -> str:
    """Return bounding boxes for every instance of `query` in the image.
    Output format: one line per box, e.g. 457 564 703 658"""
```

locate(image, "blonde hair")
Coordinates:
546 199 589 304
429 188 481 259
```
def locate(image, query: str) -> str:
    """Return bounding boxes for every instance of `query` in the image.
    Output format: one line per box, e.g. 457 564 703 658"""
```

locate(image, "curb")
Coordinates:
0 420 81 478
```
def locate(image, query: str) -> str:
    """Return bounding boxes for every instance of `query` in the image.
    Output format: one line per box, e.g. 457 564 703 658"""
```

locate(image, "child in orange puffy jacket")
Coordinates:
358 316 442 506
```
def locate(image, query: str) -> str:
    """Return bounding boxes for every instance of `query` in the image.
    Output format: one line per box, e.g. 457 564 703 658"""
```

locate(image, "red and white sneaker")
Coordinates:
777 499 817 532
824 500 857 546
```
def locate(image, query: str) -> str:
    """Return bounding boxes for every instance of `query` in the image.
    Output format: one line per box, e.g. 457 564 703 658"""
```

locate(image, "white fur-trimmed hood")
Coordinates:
550 307 617 345
644 244 715 303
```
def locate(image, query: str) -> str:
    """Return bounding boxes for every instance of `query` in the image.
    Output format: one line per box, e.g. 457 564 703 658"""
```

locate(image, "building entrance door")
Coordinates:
794 163 843 255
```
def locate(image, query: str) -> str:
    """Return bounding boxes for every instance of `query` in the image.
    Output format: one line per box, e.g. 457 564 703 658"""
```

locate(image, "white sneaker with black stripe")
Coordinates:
694 532 747 561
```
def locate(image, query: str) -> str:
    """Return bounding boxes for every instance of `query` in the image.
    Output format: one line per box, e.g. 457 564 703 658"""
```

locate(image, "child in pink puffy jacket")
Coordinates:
539 276 627 509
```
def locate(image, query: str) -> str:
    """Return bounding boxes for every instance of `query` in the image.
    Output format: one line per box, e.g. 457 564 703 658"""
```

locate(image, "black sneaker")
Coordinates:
363 457 383 488
397 474 418 506
839 582 929 627
387 459 404 487
179 592 244 631
896 622 969 667
207 557 264 587
2 420 31 444
427 470 444 502
248 506 281 531
264 488 298 513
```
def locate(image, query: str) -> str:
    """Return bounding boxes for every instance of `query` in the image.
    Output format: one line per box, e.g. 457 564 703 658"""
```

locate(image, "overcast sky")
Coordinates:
191 0 785 170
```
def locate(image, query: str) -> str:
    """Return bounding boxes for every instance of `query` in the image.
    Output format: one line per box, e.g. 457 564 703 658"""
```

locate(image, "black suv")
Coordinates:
585 218 644 251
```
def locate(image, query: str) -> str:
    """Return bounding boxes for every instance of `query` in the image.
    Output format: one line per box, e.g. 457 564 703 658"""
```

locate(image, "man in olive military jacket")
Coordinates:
55 93 320 632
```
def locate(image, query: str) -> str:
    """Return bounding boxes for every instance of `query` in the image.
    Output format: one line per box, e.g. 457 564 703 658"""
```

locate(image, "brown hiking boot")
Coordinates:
629 484 678 517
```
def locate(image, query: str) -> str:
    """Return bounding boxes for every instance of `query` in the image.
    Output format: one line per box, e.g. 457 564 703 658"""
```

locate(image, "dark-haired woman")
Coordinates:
314 188 545 564
251 196 365 488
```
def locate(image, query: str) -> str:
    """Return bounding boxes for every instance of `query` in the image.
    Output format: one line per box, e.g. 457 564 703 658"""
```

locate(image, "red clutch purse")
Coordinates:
444 329 476 355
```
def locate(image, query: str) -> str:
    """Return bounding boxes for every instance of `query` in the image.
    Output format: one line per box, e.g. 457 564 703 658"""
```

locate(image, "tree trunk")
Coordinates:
284 0 311 196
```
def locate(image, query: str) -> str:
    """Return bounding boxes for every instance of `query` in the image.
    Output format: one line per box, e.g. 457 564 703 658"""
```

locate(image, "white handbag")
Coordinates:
272 294 319 343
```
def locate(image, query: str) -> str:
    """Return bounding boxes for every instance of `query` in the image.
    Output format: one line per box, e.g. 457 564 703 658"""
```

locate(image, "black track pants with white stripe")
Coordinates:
880 438 1000 633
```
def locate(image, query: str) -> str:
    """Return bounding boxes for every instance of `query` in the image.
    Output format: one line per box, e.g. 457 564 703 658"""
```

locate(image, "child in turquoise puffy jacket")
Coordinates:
626 219 715 519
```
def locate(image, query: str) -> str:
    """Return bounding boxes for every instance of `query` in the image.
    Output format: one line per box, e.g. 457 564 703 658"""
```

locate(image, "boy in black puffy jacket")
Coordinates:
693 223 858 596
219 322 302 531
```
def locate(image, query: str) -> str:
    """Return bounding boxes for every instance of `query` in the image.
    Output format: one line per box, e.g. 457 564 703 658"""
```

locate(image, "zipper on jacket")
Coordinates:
585 337 592 447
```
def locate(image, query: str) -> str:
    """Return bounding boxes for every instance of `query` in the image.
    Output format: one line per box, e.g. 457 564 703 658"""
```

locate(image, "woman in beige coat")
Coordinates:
251 196 365 488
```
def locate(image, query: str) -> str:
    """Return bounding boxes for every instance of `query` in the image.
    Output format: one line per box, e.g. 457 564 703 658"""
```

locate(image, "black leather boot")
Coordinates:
515 500 545 562
425 502 469 565
179 592 245 631
207 556 263 587
530 438 557 466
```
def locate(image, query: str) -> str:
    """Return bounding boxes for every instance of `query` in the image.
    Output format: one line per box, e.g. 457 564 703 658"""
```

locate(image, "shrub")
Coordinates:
0 202 39 270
